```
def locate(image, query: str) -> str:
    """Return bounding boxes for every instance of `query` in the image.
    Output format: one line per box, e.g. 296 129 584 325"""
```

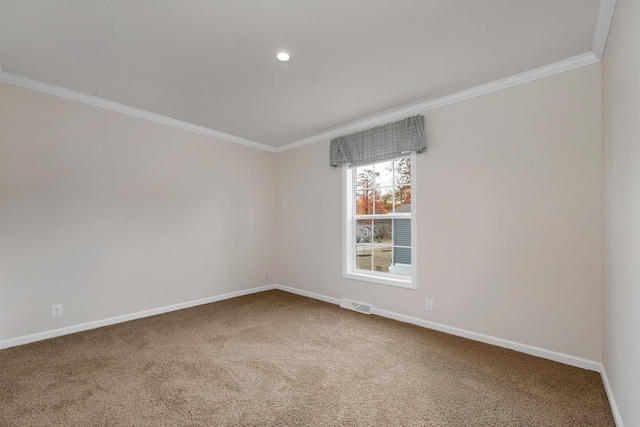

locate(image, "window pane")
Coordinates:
394 158 411 185
393 158 411 213
392 217 411 276
395 184 411 213
356 167 376 190
393 247 412 269
374 188 391 214
374 219 392 243
372 219 393 273
356 219 372 243
356 219 373 271
356 189 374 214
356 245 373 271
376 160 394 187
393 218 411 246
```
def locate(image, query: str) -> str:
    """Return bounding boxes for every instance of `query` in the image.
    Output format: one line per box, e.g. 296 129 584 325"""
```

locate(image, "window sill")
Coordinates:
343 271 416 289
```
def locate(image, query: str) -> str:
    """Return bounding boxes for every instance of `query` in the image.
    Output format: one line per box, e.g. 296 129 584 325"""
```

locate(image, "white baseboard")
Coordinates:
272 284 600 371
600 365 625 427
0 283 603 371
372 306 602 371
0 285 276 350
274 284 342 305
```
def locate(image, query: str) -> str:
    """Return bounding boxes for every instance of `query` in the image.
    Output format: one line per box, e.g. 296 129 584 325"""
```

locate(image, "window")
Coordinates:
343 153 416 288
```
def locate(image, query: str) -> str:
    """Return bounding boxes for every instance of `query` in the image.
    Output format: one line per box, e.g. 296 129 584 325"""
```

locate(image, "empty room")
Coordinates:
0 0 638 425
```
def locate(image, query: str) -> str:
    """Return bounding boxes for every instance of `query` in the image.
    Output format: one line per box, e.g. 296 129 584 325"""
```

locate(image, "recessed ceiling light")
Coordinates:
276 51 290 62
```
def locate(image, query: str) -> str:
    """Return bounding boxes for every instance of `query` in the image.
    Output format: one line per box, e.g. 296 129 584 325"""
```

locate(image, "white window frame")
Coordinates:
342 152 417 289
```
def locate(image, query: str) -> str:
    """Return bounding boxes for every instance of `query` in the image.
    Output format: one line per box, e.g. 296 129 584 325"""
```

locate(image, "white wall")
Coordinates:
602 0 640 425
0 82 276 341
276 64 602 362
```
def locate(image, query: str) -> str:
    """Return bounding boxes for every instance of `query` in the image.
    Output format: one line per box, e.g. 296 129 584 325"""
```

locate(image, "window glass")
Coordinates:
345 154 415 287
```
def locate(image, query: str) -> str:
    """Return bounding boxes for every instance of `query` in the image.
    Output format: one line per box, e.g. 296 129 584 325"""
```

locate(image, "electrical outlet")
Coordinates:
425 299 433 312
51 304 63 318
264 272 269 281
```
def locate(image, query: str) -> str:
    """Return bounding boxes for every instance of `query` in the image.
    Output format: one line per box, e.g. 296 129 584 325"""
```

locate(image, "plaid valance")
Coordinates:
329 115 426 167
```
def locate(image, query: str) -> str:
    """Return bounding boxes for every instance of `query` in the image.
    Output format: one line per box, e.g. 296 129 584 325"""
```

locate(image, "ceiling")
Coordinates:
0 0 607 150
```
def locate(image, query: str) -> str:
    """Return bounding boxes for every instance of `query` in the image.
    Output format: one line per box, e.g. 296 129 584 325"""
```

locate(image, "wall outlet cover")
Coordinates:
51 304 63 318
425 299 433 312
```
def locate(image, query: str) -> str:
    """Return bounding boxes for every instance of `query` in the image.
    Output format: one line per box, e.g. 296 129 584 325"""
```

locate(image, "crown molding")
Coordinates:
1 50 599 156
274 51 599 153
3 0 613 157
0 71 277 153
592 0 617 60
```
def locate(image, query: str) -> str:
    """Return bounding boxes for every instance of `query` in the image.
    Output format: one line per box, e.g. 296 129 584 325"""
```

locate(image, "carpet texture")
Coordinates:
0 290 614 426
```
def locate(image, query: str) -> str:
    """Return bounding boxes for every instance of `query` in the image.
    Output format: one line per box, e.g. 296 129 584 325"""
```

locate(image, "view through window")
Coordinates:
345 154 415 288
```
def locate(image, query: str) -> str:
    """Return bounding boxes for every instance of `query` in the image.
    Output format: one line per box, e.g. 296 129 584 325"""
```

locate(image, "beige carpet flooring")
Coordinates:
0 290 614 426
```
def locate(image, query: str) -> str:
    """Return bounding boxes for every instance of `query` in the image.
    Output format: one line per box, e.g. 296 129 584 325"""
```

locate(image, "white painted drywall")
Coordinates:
602 0 640 425
276 64 602 361
0 82 276 341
